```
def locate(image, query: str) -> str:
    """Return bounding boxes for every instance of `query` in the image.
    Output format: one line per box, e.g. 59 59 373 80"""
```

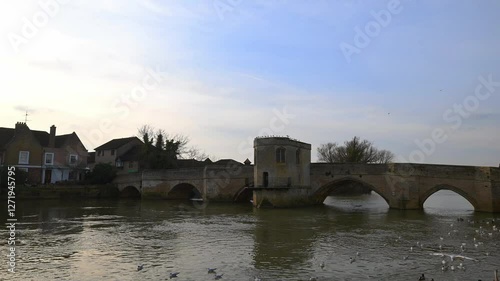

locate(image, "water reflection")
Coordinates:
0 193 498 281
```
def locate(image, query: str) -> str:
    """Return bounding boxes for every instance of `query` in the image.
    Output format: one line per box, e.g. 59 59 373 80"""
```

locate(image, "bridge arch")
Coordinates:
120 185 141 198
420 184 479 210
166 183 202 200
233 186 253 203
314 177 390 206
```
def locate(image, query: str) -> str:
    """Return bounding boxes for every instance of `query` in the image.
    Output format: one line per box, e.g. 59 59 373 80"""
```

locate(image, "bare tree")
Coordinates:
317 142 338 163
137 124 215 166
375 149 395 164
317 136 394 164
181 146 211 161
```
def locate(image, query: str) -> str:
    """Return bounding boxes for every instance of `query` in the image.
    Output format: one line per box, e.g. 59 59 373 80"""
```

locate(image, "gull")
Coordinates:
449 254 478 262
170 272 180 279
430 253 478 262
137 264 144 271
309 278 318 281
403 255 409 260
320 261 325 269
356 251 360 257
349 257 356 263
418 273 426 280
208 268 217 273
254 277 261 281
214 273 224 279
410 246 413 252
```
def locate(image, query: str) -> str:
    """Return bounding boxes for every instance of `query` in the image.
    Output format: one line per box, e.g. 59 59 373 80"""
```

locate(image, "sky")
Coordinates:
1 0 499 166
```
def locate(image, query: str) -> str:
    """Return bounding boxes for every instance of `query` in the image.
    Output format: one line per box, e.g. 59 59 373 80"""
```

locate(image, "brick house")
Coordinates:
94 137 143 173
0 122 88 184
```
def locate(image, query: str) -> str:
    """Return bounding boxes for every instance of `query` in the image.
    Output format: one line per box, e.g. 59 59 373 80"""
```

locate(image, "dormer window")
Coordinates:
276 147 286 163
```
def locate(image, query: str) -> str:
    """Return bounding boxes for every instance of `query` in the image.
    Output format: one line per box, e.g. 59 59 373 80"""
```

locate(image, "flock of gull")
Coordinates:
136 265 241 280
311 217 499 281
133 217 498 280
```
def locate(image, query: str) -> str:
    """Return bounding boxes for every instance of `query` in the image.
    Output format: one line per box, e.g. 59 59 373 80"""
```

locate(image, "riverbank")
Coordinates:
0 184 120 199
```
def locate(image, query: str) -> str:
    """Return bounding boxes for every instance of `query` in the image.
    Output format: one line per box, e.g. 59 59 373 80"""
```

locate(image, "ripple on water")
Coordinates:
2 194 499 280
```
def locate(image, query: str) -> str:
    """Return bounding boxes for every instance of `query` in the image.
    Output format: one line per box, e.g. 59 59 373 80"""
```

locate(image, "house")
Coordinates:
94 137 143 173
87 151 95 171
0 122 88 184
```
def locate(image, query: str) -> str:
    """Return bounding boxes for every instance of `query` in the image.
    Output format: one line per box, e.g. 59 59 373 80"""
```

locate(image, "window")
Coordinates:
276 147 286 163
111 149 115 156
69 154 78 165
18 151 29 164
44 153 54 165
296 149 300 164
128 162 134 168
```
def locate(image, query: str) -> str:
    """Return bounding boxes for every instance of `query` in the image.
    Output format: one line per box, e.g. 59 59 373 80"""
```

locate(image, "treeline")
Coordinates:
317 136 394 164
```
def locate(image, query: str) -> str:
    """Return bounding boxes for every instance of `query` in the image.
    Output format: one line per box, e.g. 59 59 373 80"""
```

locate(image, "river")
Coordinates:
1 191 499 281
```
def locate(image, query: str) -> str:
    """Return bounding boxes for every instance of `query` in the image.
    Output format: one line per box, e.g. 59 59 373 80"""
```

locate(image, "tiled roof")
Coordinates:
0 128 15 148
0 126 83 150
95 137 142 151
0 127 50 148
177 158 206 168
32 130 50 146
214 159 243 166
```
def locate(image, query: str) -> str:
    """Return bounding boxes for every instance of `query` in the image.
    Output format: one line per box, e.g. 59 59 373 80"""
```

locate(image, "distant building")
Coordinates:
0 122 88 184
94 137 143 173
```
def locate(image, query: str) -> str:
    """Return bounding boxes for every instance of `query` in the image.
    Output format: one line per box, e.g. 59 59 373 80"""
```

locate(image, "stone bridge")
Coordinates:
309 163 500 213
114 164 255 202
113 162 500 212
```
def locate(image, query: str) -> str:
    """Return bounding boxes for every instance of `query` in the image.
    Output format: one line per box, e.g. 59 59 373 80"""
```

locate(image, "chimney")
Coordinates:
49 125 56 148
15 122 28 130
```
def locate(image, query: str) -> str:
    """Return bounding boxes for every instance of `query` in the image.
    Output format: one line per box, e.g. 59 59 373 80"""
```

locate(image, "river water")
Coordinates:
1 191 499 281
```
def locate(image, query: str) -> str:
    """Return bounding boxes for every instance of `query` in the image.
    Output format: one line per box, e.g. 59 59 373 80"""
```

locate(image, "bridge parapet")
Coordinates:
142 167 205 181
